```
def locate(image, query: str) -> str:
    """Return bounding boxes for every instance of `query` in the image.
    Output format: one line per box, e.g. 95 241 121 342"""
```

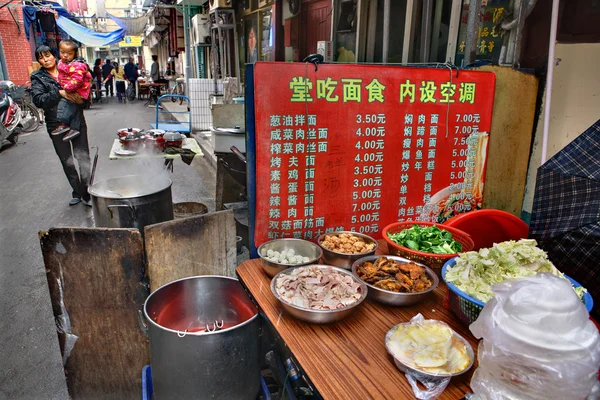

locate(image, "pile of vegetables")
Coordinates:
445 239 587 303
387 225 463 255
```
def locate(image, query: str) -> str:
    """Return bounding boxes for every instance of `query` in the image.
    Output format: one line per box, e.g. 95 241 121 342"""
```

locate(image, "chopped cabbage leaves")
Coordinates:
445 239 587 303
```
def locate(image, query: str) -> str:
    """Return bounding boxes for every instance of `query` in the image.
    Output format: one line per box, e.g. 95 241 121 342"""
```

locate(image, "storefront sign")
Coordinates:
253 63 495 246
119 36 142 48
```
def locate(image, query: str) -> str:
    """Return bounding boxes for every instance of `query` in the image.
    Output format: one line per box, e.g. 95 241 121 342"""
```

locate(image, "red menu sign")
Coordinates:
253 62 495 246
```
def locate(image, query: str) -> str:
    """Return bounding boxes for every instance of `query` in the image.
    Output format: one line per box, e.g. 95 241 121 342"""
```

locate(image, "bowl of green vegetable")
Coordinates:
382 222 474 272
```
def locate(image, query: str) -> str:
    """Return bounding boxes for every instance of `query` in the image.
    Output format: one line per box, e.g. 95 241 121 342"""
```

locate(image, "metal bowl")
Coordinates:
351 255 439 306
258 239 323 277
385 321 475 379
317 231 377 270
270 265 368 324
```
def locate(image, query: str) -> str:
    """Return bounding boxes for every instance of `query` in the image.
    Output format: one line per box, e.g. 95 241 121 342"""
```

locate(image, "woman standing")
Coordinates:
103 62 127 103
93 58 102 102
30 45 92 206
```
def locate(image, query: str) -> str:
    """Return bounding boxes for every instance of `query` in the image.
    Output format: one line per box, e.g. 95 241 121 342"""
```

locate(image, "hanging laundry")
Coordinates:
37 11 57 32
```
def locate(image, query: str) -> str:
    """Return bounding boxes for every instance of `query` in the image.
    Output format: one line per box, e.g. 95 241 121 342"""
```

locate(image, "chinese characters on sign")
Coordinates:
253 63 495 246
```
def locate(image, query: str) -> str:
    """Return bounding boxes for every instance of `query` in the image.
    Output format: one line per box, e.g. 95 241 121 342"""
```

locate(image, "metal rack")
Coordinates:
209 8 240 94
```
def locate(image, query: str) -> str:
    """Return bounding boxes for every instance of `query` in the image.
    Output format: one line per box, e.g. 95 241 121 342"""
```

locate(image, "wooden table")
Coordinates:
236 241 477 400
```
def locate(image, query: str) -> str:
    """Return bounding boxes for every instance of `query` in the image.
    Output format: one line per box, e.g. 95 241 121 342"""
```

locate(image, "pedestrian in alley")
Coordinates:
93 58 103 102
103 62 127 103
30 45 92 207
124 57 138 99
102 58 114 97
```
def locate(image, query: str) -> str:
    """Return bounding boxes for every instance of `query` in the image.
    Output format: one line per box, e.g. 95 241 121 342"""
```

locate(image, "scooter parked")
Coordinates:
0 80 22 147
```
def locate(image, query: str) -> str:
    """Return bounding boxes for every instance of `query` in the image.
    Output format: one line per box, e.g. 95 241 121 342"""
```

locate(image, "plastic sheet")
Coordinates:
469 274 600 400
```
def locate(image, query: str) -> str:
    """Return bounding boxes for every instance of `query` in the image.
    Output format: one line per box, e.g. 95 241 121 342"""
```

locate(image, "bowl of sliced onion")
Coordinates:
271 265 367 324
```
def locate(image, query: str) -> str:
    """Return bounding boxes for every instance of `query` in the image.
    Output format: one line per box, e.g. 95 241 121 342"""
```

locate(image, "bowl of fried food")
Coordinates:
351 256 438 306
317 232 377 270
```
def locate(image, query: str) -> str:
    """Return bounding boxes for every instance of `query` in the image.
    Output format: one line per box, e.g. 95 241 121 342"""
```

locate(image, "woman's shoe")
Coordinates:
69 197 82 206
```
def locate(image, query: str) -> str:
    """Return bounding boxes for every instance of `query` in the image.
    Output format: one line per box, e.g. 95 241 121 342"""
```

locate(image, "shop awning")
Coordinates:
56 15 125 46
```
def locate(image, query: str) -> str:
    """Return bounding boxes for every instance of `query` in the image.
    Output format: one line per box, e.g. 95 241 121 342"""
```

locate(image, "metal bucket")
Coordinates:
88 174 174 231
143 276 261 400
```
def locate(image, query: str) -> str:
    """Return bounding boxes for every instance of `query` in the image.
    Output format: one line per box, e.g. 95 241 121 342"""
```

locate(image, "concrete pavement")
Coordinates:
0 98 215 399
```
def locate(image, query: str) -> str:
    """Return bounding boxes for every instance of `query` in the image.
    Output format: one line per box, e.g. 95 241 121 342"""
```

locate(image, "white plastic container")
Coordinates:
211 127 246 153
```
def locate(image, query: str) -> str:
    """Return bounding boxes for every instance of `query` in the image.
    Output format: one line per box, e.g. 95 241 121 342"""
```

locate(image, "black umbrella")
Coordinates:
529 119 600 315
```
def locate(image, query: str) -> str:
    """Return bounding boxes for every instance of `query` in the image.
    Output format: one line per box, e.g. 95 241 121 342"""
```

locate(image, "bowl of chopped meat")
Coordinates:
271 265 368 324
352 256 439 306
317 232 377 270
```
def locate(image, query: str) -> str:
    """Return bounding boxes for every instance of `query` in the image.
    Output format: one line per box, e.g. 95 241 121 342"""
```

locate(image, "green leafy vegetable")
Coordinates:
387 224 463 255
445 239 587 303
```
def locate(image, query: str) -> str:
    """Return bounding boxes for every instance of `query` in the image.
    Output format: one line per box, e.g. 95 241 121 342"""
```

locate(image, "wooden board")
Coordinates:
40 228 149 400
236 241 478 400
478 66 539 215
145 210 237 291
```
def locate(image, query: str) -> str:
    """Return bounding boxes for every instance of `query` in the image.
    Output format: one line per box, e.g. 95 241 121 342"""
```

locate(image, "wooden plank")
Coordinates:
40 227 149 400
478 66 539 215
236 240 477 400
145 209 237 291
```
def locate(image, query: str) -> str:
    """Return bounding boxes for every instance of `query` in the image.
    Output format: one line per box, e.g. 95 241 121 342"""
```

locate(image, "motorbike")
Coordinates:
0 80 22 147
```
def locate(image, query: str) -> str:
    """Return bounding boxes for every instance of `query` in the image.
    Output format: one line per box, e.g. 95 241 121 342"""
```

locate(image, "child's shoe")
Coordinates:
51 123 70 135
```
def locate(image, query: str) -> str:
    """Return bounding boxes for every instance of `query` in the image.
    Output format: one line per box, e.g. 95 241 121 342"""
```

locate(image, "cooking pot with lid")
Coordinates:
88 174 174 231
117 127 142 138
164 131 184 148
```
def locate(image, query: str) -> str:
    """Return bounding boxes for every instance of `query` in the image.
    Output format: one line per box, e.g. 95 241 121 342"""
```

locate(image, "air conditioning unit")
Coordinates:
192 14 210 44
209 0 231 10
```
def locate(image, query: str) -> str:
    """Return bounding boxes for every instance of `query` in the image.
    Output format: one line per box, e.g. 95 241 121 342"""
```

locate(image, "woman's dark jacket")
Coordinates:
31 68 82 131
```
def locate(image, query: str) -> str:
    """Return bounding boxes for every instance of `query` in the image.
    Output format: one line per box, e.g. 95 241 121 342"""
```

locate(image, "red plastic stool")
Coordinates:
444 209 529 251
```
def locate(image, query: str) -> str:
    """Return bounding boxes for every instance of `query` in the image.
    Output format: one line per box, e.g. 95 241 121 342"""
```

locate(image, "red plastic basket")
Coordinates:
444 209 529 251
382 221 474 270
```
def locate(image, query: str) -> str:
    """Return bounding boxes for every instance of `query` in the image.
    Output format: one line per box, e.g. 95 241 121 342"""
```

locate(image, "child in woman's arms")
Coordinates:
51 39 92 141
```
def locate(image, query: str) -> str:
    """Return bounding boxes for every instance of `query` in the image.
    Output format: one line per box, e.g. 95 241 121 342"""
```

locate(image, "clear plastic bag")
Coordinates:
387 314 467 399
469 273 600 400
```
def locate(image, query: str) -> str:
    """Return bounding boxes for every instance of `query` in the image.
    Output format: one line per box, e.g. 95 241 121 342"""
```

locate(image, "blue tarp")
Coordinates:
56 16 125 46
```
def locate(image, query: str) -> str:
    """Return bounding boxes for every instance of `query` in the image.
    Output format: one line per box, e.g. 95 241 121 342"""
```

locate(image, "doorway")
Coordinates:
301 0 332 59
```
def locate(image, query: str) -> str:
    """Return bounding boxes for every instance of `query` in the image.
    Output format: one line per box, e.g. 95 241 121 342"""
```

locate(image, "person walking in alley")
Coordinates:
103 62 127 103
93 58 103 102
150 55 160 82
124 57 138 99
30 45 92 207
102 58 114 97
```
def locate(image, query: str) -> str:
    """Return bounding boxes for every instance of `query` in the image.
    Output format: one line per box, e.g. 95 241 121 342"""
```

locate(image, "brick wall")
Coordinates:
0 5 33 85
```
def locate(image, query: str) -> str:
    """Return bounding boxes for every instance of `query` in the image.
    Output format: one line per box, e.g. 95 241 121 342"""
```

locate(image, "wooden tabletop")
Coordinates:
236 241 478 400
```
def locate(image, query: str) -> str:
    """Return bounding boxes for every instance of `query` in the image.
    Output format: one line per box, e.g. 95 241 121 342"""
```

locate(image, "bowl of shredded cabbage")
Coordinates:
442 239 592 325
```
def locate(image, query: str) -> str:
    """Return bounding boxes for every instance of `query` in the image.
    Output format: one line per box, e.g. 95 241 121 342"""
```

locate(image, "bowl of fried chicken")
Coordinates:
351 256 438 306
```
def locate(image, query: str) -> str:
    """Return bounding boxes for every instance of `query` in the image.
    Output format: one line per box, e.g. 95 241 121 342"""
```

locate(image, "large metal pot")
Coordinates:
88 174 174 231
143 276 261 400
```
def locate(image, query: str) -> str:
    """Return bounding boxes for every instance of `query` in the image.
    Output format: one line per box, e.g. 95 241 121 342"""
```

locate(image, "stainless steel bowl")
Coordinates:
270 265 368 324
258 239 323 277
351 255 439 306
385 322 475 378
317 231 377 270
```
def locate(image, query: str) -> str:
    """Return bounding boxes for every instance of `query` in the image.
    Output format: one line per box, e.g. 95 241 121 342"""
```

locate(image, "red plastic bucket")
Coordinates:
443 209 529 251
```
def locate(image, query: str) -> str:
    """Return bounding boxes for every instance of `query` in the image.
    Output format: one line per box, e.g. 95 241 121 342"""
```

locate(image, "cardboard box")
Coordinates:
316 41 333 62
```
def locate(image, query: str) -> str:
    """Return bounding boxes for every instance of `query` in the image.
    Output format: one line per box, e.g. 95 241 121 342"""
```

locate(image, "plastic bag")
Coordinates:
387 314 464 399
469 273 600 400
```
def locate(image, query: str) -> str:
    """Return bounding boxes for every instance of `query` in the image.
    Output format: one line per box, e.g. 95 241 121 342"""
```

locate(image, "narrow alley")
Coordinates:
0 99 215 399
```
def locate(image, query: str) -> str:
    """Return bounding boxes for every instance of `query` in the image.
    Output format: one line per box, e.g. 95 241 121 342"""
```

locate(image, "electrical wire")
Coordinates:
281 370 291 400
